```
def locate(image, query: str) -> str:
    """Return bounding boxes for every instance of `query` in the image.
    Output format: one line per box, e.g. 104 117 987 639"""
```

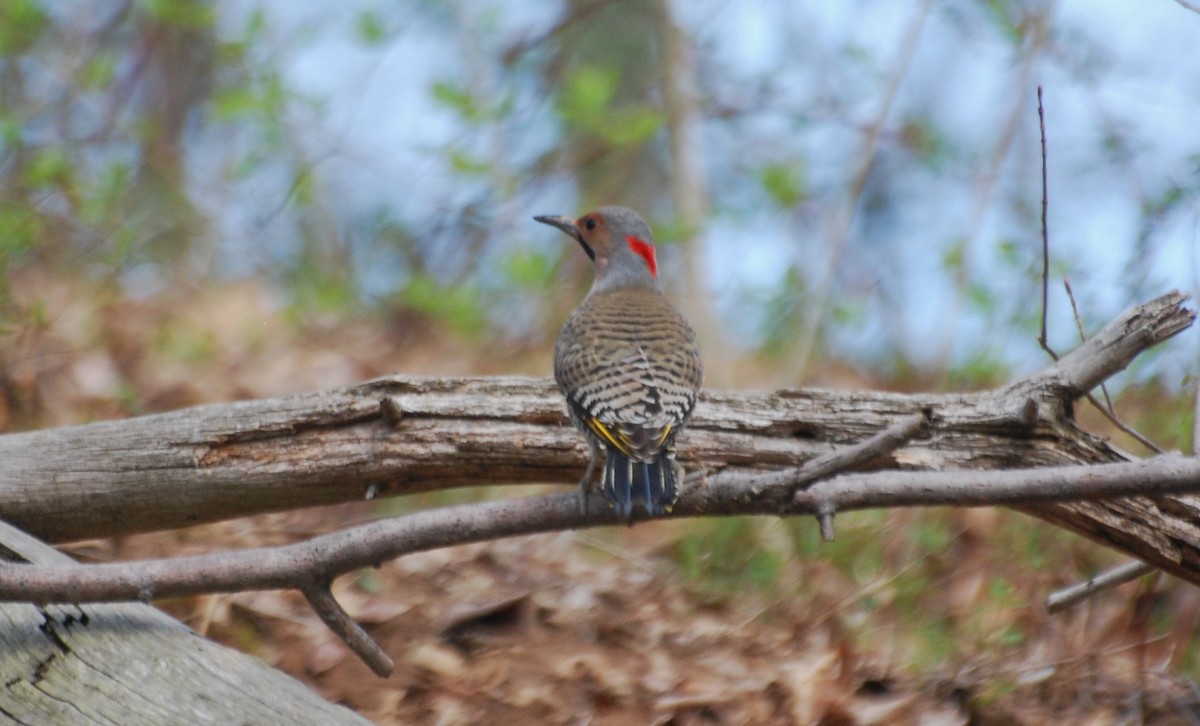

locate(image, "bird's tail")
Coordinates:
602 449 678 520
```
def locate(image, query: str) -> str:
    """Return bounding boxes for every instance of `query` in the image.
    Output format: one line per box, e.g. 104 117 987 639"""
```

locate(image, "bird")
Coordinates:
535 206 703 521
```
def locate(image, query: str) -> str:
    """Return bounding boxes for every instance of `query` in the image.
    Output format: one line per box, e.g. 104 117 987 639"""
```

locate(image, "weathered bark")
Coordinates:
0 292 1193 568
0 376 1086 541
0 519 368 725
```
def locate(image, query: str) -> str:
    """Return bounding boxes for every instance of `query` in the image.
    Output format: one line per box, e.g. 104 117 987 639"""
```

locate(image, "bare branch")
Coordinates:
1028 290 1193 396
1037 85 1056 361
1044 560 1155 613
4 455 1200 607
303 584 394 677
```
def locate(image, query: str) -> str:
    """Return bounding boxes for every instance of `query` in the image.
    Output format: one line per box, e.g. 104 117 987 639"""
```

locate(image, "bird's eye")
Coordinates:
583 218 597 231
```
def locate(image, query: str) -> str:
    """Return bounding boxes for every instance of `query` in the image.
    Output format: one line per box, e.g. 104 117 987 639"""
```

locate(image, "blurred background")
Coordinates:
3 0 1200 721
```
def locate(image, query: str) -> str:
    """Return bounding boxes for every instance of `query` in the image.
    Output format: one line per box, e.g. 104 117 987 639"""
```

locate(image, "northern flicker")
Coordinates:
535 206 703 520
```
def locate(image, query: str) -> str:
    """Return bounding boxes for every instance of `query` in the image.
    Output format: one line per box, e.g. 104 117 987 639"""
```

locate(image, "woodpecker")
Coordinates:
535 206 703 520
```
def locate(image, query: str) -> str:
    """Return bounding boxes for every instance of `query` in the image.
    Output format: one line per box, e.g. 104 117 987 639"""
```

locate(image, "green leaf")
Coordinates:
983 0 1022 45
557 66 618 123
81 162 131 224
399 274 485 338
211 87 260 122
356 10 387 45
290 166 315 207
0 114 21 150
0 206 42 259
0 0 48 55
502 250 556 289
79 53 116 90
599 107 663 146
759 163 807 208
431 81 483 122
138 0 215 29
25 147 71 189
940 238 966 271
966 281 995 313
447 149 489 176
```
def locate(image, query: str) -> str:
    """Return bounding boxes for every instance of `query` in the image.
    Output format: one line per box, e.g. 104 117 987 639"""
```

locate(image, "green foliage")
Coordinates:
0 113 20 150
0 206 41 263
79 53 117 90
285 258 358 319
501 249 557 290
946 348 1010 388
23 147 71 190
983 0 1024 45
356 10 388 45
672 517 783 592
759 163 808 208
0 0 48 55
940 238 966 272
80 162 131 228
211 72 287 126
155 326 218 364
556 66 663 146
398 273 486 338
139 0 215 29
432 81 486 123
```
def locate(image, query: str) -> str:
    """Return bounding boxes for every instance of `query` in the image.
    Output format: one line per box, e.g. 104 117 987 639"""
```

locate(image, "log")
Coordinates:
0 519 369 725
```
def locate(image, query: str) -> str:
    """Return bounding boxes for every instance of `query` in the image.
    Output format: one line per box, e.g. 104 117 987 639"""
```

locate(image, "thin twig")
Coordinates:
303 584 394 677
1045 560 1155 613
1037 85 1056 360
1081 392 1165 455
1064 278 1113 410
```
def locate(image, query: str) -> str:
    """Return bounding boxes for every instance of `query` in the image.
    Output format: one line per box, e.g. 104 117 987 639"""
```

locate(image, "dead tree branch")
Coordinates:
5 454 1200 606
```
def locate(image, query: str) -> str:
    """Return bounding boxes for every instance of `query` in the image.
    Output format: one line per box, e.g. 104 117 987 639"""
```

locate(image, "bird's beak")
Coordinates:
534 214 595 261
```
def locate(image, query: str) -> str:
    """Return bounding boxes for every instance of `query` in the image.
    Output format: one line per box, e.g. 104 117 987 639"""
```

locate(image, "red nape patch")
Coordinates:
626 235 658 277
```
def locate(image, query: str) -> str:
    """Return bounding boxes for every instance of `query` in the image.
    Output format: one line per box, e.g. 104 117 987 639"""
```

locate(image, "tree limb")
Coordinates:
4 455 1200 606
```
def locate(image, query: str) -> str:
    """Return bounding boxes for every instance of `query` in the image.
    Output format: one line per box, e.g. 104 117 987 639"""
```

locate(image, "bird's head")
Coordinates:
534 206 661 293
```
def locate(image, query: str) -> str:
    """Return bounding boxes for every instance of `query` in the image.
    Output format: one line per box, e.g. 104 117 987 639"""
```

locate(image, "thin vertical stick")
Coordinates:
1037 85 1056 360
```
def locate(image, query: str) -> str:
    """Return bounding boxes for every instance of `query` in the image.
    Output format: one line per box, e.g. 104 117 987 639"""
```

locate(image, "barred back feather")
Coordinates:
554 286 703 518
